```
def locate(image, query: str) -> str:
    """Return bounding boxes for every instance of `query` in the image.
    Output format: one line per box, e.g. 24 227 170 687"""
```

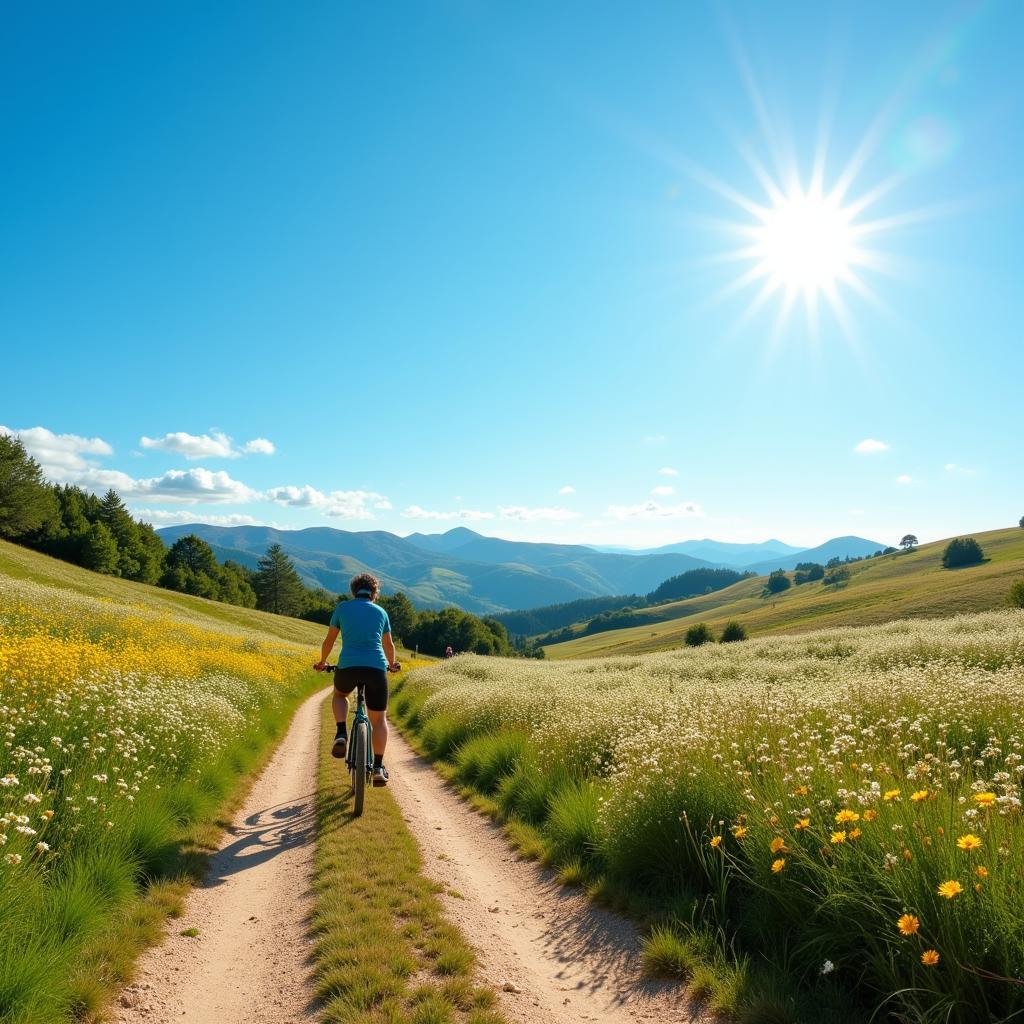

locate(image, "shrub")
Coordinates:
684 623 713 647
719 621 747 643
824 567 851 587
762 570 791 595
1009 580 1024 609
942 536 985 568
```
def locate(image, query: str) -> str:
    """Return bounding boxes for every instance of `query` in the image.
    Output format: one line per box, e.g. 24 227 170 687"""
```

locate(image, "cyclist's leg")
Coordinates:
333 668 355 723
364 669 390 761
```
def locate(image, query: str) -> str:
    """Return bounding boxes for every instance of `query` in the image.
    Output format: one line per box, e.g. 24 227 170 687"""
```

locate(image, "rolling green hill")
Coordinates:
0 538 326 645
544 526 1024 658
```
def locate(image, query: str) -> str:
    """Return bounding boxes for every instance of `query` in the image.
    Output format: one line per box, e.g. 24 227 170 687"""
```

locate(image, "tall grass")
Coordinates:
0 574 318 1022
393 610 1024 1023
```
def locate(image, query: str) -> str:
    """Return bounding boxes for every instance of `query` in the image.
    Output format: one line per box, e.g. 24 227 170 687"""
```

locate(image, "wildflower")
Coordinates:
848 827 862 840
863 809 878 822
769 837 789 854
709 835 722 849
0 776 18 788
794 786 809 796
771 858 786 873
830 831 846 845
902 848 913 861
972 792 996 807
35 842 49 853
937 880 963 899
883 789 901 801
911 790 929 803
921 950 940 966
821 960 834 975
794 818 810 831
732 825 748 839
5 853 22 866
956 834 982 851
835 809 859 823
975 866 989 879
22 793 40 805
897 914 920 936
40 809 54 822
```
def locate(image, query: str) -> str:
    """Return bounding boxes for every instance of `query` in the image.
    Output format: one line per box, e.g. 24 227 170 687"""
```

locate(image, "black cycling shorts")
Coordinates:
333 666 389 712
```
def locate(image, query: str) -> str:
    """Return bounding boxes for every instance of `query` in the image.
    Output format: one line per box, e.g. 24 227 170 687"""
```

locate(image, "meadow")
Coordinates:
394 610 1024 1023
544 527 1024 659
0 542 322 1023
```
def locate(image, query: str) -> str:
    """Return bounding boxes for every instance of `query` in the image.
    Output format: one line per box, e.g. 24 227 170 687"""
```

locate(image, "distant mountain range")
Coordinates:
155 524 886 615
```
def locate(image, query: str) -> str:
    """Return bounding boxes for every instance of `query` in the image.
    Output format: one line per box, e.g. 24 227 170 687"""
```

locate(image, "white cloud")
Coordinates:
140 431 275 459
242 437 275 455
895 474 913 485
944 463 974 476
127 468 260 503
658 466 679 477
131 508 272 527
401 506 495 521
854 438 890 454
651 485 675 496
606 500 703 520
1 424 113 479
498 506 581 522
558 485 576 495
642 434 668 445
266 485 389 520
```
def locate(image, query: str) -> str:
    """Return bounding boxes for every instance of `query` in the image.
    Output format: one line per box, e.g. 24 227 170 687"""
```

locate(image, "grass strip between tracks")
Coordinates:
311 695 509 1024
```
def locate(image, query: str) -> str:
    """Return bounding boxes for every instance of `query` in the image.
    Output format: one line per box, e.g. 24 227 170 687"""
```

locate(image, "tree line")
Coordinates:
0 435 538 658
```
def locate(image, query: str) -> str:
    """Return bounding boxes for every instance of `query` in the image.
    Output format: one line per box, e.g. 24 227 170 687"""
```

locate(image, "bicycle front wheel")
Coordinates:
351 720 368 816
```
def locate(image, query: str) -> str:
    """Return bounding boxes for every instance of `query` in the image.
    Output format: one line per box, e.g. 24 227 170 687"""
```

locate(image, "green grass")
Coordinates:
311 699 509 1024
0 538 325 645
545 526 1024 658
0 540 325 1023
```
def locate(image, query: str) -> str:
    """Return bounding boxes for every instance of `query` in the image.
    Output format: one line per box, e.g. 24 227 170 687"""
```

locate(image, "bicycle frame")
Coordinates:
347 683 374 779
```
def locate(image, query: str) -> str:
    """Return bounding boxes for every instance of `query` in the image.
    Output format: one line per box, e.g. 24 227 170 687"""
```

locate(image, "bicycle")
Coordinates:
316 662 400 817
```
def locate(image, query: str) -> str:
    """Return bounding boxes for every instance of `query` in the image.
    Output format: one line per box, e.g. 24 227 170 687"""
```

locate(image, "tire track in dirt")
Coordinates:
114 687 330 1024
387 731 702 1024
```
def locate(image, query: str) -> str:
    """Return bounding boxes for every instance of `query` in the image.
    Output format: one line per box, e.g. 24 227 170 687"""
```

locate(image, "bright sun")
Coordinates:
754 189 855 295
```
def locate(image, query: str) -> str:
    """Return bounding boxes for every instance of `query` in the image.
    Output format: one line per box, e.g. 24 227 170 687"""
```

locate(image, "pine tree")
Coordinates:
253 544 305 616
0 435 58 538
81 521 120 574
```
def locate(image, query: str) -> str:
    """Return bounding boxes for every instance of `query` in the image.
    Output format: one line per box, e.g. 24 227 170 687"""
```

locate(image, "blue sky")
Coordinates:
1 1 1020 549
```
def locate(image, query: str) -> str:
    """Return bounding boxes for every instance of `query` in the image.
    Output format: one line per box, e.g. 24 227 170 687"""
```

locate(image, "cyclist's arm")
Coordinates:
316 626 339 670
382 631 397 668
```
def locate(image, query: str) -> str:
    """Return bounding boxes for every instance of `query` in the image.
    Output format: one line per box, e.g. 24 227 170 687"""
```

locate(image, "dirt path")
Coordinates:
387 732 699 1024
115 687 330 1024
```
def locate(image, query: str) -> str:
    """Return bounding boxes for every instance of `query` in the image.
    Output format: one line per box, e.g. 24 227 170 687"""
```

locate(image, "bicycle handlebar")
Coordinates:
314 662 401 673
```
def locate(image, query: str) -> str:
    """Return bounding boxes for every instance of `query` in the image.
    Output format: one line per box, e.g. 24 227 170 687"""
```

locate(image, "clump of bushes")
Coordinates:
942 536 985 568
684 623 714 647
720 621 747 643
1008 580 1024 609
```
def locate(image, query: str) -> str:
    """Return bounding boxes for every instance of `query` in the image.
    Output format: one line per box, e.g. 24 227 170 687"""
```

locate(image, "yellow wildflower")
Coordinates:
921 950 940 966
794 818 810 831
975 866 989 879
883 789 901 802
897 914 920 936
937 880 963 899
863 809 878 822
732 825 748 839
972 792 996 807
830 831 846 845
769 837 788 854
911 790 929 803
709 835 722 849
956 834 982 852
835 809 860 824
771 858 785 873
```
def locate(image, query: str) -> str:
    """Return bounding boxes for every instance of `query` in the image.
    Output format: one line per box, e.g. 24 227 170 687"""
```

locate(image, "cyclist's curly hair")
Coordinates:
349 573 380 598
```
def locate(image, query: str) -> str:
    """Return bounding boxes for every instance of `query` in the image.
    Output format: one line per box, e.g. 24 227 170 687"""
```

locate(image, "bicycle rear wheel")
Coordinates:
351 720 368 816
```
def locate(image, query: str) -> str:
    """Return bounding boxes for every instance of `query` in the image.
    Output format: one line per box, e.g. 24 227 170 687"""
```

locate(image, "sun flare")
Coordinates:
753 189 855 295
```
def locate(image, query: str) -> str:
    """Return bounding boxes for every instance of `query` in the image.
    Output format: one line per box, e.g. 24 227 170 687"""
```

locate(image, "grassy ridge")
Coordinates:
545 526 1024 658
0 541 323 1023
311 696 507 1024
393 612 1024 1023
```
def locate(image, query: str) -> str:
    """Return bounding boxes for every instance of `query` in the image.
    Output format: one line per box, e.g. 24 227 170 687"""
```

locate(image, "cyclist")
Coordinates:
314 573 399 787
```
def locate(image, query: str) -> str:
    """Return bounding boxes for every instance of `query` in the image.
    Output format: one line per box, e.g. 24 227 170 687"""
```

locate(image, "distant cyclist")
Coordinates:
314 573 399 787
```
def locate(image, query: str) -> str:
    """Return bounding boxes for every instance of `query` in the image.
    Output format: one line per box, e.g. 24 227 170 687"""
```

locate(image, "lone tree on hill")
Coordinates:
254 543 306 616
720 621 747 643
0 434 57 539
900 534 918 552
684 623 713 647
763 569 791 596
1019 515 1024 528
942 537 985 569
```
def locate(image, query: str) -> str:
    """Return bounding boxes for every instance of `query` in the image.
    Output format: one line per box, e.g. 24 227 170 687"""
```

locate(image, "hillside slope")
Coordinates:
545 527 1024 658
0 538 325 645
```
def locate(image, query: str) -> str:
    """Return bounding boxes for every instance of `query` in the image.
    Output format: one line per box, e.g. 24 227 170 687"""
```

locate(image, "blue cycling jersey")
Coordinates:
329 598 391 670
